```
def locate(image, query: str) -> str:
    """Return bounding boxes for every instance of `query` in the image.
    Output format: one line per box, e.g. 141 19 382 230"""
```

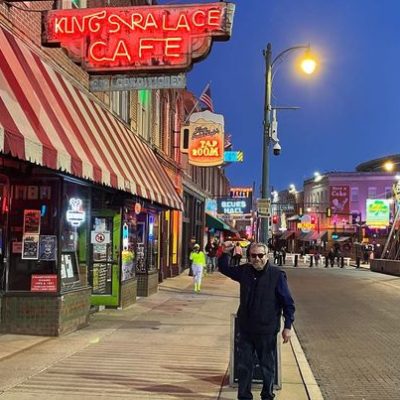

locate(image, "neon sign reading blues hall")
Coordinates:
217 198 252 215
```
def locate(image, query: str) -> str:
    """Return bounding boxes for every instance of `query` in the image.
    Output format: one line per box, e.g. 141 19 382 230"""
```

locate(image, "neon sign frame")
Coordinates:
42 3 235 74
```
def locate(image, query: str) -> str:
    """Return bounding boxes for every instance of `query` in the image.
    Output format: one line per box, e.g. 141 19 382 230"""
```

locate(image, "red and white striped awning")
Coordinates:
0 26 183 210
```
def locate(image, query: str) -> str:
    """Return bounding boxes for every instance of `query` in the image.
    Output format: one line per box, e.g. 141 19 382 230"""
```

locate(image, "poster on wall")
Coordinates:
330 186 350 215
22 234 40 260
39 235 57 261
23 209 41 234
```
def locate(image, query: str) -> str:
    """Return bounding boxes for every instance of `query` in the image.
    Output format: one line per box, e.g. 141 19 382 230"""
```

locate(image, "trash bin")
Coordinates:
229 314 281 389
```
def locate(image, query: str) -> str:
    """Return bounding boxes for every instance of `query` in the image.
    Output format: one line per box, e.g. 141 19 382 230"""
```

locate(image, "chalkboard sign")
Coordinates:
92 263 111 294
60 251 80 284
136 243 146 273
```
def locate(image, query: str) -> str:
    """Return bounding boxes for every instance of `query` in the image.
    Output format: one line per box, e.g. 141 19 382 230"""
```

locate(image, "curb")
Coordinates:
290 327 324 400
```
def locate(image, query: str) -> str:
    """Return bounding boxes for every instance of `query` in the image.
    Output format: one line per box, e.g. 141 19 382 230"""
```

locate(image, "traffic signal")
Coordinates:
272 215 278 224
310 215 316 224
299 207 303 216
326 207 332 217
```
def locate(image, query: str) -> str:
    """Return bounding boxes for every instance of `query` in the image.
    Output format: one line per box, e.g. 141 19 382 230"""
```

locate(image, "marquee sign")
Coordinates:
297 215 315 233
42 3 235 74
188 110 224 167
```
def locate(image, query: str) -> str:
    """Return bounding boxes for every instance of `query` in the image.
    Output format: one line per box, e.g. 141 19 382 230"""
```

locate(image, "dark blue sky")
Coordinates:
162 1 400 192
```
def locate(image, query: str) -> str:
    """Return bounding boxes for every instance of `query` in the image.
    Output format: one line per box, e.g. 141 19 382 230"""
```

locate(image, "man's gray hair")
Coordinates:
249 242 269 254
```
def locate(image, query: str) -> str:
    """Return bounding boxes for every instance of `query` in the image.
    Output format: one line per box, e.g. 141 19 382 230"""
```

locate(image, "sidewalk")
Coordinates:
0 271 323 400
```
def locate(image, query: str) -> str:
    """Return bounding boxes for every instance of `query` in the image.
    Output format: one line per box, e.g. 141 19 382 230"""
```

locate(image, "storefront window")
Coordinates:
8 179 60 291
60 182 90 290
122 202 138 280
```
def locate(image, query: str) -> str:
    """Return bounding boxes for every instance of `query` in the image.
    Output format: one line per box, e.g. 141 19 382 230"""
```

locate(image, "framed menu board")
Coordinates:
60 251 79 284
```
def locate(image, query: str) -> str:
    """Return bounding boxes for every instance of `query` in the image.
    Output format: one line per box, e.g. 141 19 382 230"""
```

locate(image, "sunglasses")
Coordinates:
250 253 266 259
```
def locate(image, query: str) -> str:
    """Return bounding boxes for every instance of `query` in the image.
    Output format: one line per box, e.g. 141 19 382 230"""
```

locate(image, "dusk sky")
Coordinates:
162 0 400 193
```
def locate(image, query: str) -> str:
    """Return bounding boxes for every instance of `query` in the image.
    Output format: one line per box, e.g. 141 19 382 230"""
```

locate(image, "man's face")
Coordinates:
249 246 268 270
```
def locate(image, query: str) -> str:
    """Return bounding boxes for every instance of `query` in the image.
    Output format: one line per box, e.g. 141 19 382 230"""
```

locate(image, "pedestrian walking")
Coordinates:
281 246 287 265
189 244 206 293
233 242 243 266
218 242 295 400
328 248 335 267
205 239 218 273
314 250 320 267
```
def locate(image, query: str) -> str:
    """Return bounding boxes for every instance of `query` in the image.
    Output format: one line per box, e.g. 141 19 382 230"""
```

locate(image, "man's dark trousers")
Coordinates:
237 331 276 400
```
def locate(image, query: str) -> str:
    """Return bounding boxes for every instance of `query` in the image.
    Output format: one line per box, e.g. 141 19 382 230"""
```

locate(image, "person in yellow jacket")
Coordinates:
189 243 206 293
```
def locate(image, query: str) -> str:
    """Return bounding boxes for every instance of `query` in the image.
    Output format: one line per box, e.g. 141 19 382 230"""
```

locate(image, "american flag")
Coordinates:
199 86 214 112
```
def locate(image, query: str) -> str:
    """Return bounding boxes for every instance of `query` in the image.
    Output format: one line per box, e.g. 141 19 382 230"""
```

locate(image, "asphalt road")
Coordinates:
285 266 400 400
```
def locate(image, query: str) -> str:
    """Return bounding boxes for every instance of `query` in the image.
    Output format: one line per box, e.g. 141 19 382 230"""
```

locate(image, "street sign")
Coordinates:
257 198 271 217
224 151 244 162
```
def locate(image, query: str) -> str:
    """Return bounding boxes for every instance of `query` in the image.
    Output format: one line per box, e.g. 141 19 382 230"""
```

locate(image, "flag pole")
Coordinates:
184 81 211 124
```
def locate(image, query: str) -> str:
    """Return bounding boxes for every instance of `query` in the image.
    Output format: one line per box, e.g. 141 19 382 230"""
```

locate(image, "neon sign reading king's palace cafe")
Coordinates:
42 3 235 73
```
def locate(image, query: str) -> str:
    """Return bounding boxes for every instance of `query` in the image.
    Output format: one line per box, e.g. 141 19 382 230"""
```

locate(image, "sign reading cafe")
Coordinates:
41 3 235 73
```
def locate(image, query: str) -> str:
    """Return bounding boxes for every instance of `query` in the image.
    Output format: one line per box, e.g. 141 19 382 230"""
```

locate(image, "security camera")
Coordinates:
273 142 281 156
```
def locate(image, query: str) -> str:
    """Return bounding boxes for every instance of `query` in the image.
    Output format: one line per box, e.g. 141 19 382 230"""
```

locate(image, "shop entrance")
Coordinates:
89 211 121 307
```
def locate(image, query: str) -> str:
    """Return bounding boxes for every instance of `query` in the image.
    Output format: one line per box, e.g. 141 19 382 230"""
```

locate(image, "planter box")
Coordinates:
137 270 159 297
120 278 137 308
1 287 91 336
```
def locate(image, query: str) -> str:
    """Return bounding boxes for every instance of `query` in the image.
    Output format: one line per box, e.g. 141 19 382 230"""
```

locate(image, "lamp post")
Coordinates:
260 43 317 243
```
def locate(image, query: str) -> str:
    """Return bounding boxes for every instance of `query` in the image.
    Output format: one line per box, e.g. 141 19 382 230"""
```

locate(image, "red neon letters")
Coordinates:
42 3 235 73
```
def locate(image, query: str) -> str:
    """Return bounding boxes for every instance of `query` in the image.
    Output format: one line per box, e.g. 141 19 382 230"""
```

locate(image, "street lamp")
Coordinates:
260 43 317 243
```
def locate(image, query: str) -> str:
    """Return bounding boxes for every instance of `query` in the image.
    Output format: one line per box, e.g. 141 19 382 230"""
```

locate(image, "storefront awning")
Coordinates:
0 27 183 210
334 236 351 242
206 213 238 234
296 230 328 242
280 230 295 240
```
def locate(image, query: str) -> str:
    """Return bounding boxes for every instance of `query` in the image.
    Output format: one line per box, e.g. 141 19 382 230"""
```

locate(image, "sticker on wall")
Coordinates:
91 231 111 245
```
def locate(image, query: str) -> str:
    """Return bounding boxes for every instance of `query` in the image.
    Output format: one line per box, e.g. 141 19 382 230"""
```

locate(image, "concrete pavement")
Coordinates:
0 271 323 400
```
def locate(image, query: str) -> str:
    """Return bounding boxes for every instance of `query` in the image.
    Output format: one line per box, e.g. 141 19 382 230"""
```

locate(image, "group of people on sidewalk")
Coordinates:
189 239 296 400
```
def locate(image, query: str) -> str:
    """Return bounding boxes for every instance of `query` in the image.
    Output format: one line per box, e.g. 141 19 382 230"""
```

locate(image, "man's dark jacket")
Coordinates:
218 253 295 335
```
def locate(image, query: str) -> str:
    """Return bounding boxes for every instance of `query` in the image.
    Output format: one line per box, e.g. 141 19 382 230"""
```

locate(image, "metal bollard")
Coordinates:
309 255 313 267
356 257 360 268
294 255 298 267
325 256 328 268
341 257 345 268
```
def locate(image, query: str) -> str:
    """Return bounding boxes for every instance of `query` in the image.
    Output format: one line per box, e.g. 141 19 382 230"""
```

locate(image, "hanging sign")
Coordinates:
188 110 225 167
66 198 86 227
42 3 235 74
297 215 315 233
224 151 244 163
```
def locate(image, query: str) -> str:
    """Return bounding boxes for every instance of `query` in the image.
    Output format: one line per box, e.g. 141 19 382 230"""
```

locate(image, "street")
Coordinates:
2 265 400 399
287 266 400 400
